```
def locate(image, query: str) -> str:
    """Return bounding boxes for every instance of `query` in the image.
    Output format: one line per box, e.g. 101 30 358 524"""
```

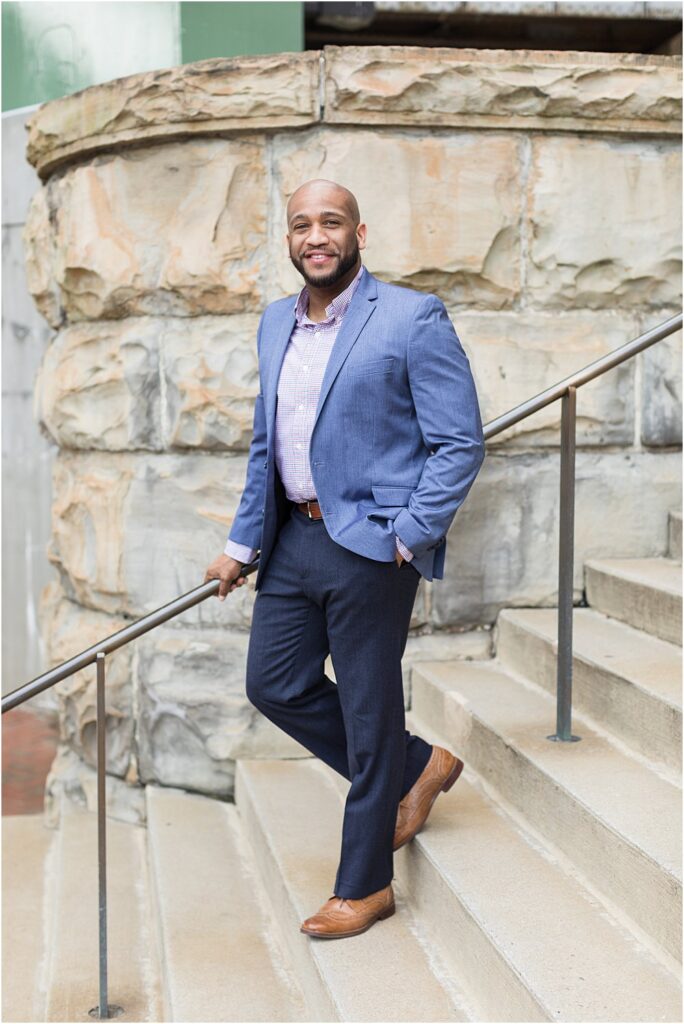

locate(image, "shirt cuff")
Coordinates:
224 538 258 564
395 535 414 562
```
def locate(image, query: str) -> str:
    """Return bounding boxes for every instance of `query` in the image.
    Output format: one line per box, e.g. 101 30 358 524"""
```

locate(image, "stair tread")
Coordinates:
146 785 307 1023
388 730 681 1021
585 556 682 597
413 659 682 881
2 815 56 1023
46 801 163 1022
499 606 681 707
237 757 467 1022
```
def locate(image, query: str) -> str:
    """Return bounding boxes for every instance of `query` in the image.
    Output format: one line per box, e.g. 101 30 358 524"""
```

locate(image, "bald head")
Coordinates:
286 179 360 228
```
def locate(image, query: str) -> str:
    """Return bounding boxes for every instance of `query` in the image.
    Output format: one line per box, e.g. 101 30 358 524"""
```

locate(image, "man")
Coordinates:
204 179 486 939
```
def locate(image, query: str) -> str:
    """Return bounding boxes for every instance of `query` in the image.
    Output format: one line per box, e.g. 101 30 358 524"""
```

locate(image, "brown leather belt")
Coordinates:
295 499 323 519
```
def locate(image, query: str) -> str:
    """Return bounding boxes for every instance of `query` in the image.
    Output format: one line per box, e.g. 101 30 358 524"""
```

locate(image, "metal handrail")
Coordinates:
2 571 260 714
2 310 681 1019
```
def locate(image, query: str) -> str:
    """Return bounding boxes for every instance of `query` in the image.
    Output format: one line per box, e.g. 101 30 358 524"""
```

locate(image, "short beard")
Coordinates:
291 243 360 288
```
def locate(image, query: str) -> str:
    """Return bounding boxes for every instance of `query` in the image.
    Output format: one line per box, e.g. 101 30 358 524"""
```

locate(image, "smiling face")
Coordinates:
286 180 366 290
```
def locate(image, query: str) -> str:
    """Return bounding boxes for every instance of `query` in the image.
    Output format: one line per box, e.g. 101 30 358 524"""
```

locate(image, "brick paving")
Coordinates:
2 707 59 815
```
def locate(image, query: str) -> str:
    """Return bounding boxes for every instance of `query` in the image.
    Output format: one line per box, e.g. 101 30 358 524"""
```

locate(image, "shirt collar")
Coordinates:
293 263 365 326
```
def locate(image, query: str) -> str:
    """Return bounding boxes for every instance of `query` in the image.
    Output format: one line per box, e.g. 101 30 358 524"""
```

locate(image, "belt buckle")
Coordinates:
306 499 314 519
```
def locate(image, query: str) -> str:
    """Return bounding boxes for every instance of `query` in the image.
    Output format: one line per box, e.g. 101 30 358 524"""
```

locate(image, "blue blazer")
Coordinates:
228 266 486 590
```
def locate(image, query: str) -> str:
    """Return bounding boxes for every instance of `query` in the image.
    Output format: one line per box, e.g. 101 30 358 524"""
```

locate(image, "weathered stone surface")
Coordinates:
432 451 682 628
23 47 680 182
527 136 682 309
22 188 61 329
24 139 268 325
272 129 521 306
136 625 308 798
26 52 321 179
33 314 262 452
35 319 163 450
48 454 135 612
639 322 682 446
48 451 256 626
452 311 639 446
45 745 146 828
39 580 134 778
163 314 261 449
324 46 682 134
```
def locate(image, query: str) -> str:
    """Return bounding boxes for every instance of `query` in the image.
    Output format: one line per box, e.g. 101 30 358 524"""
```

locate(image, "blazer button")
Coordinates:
263 460 268 469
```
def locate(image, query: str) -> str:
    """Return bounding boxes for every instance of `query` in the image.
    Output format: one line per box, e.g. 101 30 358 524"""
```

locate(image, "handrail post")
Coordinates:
96 652 109 1019
88 653 122 1020
548 387 581 744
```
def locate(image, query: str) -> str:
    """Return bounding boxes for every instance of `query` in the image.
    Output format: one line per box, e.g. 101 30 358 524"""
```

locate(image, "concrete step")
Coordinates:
495 606 682 776
2 815 57 1022
235 758 470 1022
146 785 308 1022
44 799 163 1022
411 659 682 968
669 509 682 561
584 557 682 646
390 714 681 1023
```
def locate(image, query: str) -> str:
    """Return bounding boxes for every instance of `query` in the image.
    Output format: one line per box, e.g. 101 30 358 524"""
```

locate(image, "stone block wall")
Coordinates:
22 46 681 807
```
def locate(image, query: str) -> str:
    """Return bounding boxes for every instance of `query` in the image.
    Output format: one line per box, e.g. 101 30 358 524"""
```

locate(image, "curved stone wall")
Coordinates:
22 46 682 812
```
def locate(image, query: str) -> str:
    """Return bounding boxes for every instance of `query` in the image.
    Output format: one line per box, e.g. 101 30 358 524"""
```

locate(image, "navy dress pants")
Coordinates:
245 502 433 899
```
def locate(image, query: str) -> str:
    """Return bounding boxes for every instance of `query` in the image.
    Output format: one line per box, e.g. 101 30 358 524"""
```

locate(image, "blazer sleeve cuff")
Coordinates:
393 508 444 558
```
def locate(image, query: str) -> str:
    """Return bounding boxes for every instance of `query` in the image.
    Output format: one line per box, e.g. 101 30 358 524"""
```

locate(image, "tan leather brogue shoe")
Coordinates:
300 884 395 939
393 745 464 851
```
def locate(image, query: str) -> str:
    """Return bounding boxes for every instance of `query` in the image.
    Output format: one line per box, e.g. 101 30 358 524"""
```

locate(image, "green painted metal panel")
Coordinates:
179 1 303 62
2 1 180 112
2 2 303 112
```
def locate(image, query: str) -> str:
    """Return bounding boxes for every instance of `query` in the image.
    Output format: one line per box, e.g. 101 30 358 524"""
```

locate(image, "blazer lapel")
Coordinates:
263 305 296 440
313 269 378 431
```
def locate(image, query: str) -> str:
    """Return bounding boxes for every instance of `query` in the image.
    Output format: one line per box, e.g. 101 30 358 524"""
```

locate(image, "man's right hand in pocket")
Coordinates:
204 555 248 601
